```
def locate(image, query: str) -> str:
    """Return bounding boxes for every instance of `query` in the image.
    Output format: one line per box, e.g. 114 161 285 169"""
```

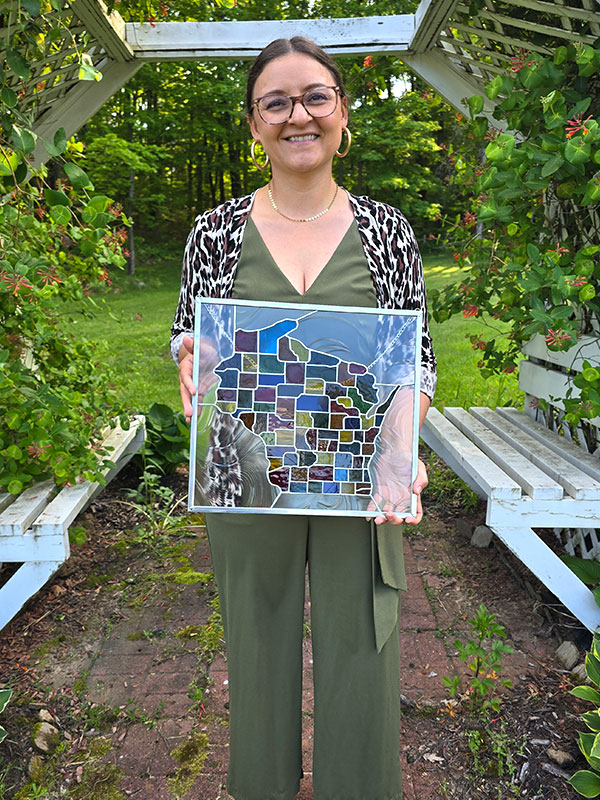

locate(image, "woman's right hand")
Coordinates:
178 335 219 423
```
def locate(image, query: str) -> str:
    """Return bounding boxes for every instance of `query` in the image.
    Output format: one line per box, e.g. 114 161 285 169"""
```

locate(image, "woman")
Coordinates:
171 37 436 800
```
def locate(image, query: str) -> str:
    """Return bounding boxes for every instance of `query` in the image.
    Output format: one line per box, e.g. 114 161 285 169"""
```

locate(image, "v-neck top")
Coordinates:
232 215 377 308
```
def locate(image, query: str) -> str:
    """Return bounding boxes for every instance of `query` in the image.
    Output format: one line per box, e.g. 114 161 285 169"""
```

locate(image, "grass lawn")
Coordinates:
69 247 523 415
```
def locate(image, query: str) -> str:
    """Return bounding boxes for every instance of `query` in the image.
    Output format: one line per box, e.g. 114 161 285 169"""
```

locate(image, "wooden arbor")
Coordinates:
3 0 600 171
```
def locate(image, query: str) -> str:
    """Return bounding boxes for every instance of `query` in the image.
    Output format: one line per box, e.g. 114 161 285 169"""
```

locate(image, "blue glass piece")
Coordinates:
325 383 346 399
259 374 282 386
334 469 348 481
318 430 338 439
344 417 360 429
218 370 239 388
218 353 242 371
309 351 339 366
299 451 317 467
323 482 340 494
290 482 306 493
283 452 298 466
349 469 363 481
339 442 361 454
335 453 353 468
259 319 298 354
308 481 322 493
278 384 304 397
295 430 308 450
311 413 329 429
266 446 296 457
297 394 329 412
357 373 378 403
306 366 337 382
254 402 275 412
375 415 384 426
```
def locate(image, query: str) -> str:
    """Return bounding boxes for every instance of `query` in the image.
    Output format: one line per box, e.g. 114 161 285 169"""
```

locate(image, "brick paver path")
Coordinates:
79 524 558 799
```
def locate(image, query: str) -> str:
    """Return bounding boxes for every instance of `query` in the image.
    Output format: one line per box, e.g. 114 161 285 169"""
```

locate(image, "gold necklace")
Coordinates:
267 181 339 223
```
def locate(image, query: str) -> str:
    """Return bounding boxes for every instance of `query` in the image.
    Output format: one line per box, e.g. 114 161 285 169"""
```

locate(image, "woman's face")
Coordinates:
248 52 348 177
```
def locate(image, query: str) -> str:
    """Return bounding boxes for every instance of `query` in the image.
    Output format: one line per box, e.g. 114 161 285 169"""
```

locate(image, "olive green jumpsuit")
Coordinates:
205 217 407 800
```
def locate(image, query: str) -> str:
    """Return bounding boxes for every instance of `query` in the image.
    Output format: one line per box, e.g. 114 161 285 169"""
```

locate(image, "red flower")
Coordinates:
510 49 536 72
565 113 593 139
545 328 571 347
363 56 373 68
463 304 479 318
0 271 34 296
36 268 61 286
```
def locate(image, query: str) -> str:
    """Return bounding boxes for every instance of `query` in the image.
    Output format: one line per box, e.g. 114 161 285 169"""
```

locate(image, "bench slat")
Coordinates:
421 408 521 499
470 407 600 500
487 496 600 528
0 493 15 514
0 480 56 536
444 407 564 500
31 417 144 536
497 407 600 484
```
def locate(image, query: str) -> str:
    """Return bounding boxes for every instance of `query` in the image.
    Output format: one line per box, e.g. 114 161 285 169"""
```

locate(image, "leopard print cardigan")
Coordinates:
171 190 437 399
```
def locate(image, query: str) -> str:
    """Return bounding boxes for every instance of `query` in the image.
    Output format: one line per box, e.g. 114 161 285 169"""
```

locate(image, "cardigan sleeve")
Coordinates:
170 212 214 364
394 214 437 400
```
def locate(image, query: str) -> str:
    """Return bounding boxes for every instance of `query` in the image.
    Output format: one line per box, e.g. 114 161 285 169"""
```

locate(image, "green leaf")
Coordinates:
22 0 42 13
49 205 72 225
572 686 600 705
584 710 600 733
11 125 37 154
467 95 484 117
566 137 592 165
78 54 103 82
1 87 18 108
527 243 540 264
88 195 110 212
53 128 67 155
8 479 23 494
485 75 503 100
6 47 31 81
561 554 600 584
554 46 568 65
582 368 600 382
568 770 600 798
0 688 12 715
485 133 515 162
541 154 564 177
44 188 70 207
63 162 93 189
580 285 597 302
588 653 600 688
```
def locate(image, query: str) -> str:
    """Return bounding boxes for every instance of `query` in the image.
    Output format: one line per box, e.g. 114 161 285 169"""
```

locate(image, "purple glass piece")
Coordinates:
286 363 305 384
308 466 334 481
349 363 367 374
268 414 294 431
235 329 257 352
278 336 299 362
268 467 290 490
255 387 276 402
306 428 317 449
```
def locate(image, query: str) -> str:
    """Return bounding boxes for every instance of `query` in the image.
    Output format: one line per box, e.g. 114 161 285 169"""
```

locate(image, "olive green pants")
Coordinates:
205 513 403 800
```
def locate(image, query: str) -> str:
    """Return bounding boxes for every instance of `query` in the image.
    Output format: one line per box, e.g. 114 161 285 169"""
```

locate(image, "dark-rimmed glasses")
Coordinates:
252 86 341 125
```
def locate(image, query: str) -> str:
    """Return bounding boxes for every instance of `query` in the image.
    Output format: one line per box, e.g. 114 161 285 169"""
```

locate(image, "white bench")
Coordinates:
421 400 600 632
0 415 145 630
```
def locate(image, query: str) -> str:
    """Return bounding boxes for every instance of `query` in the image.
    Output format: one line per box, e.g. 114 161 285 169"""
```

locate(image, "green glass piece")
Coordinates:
348 387 372 414
289 337 309 362
242 354 258 372
306 378 325 394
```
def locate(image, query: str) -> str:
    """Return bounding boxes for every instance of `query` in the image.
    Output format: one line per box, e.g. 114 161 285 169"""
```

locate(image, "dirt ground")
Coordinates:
0 454 592 799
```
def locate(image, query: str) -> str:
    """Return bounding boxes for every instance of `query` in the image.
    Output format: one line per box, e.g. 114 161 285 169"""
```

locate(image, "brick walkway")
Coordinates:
79 524 559 800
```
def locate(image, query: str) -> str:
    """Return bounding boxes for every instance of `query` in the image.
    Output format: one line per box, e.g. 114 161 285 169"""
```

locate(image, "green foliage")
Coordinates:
569 633 600 797
137 403 189 475
442 604 514 713
561 554 600 609
432 44 600 426
1 4 130 493
0 687 12 744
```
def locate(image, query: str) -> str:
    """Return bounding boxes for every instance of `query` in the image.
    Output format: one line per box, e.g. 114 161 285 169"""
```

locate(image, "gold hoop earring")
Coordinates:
251 140 269 171
336 126 351 158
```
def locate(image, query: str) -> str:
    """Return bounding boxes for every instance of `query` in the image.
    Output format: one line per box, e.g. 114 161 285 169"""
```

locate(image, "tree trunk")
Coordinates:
127 167 136 275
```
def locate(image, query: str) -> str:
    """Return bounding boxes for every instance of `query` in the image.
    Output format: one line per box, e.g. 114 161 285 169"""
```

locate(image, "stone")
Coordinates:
471 525 493 549
571 663 589 684
546 748 575 767
28 755 45 778
556 640 579 671
33 722 60 754
455 518 473 539
38 709 55 724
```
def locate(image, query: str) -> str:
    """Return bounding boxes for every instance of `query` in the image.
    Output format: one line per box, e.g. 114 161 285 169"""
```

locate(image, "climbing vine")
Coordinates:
431 43 600 428
1 1 130 493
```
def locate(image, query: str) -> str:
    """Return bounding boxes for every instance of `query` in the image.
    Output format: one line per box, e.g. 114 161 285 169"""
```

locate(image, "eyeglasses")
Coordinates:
252 85 341 125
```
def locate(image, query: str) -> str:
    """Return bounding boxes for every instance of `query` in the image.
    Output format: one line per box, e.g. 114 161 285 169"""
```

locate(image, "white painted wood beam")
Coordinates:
125 16 415 61
401 49 498 117
500 0 600 23
411 0 460 53
70 0 133 61
0 561 65 631
449 21 553 56
31 58 142 168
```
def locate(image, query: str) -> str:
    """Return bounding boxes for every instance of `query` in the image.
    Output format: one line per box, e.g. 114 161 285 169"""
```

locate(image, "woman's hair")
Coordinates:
245 37 347 115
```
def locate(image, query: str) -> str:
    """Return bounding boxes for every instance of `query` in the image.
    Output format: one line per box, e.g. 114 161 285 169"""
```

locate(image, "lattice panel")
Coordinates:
437 0 600 95
1 3 112 128
554 527 600 560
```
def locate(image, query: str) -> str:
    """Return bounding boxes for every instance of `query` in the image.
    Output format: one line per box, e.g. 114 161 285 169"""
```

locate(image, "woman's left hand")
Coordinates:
366 457 428 526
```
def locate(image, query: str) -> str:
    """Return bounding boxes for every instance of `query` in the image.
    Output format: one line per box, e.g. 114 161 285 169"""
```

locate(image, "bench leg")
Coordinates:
492 525 600 632
0 561 64 631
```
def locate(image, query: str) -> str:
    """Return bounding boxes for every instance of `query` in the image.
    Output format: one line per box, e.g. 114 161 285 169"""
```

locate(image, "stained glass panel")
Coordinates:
189 298 422 517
